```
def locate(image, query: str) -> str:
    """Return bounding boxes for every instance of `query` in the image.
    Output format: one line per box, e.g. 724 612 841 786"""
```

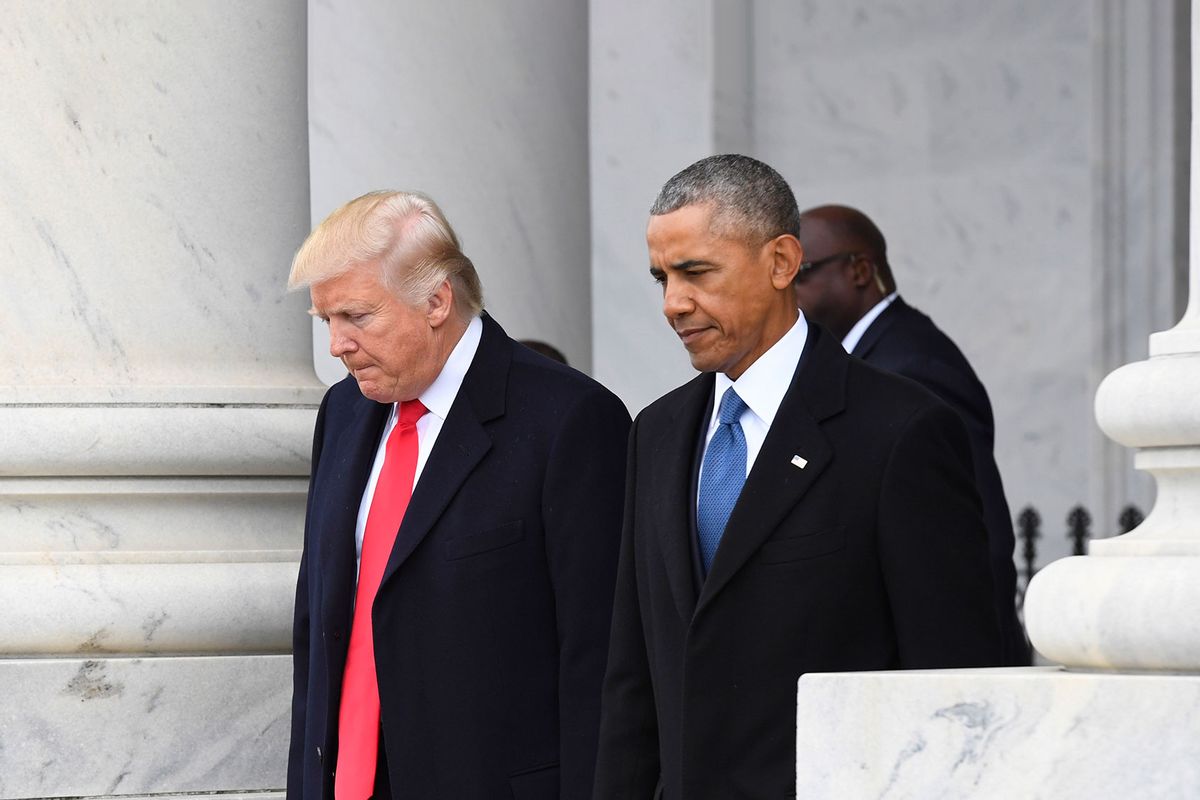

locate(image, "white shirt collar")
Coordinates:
840 292 899 354
395 314 483 423
712 312 809 433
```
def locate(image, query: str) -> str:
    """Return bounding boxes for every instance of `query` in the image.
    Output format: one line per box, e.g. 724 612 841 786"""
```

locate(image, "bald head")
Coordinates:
794 205 896 340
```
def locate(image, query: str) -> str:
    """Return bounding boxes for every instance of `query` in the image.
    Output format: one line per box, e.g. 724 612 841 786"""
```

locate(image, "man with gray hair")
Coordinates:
593 155 1001 799
287 190 630 799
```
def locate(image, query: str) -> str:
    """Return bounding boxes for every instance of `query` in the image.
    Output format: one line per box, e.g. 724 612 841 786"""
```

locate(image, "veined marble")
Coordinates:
0 561 298 655
796 667 1200 798
0 4 314 799
0 656 290 798
0 6 316 395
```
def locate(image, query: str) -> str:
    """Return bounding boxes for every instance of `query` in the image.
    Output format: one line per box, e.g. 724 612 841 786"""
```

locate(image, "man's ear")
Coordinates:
426 279 455 328
769 234 803 289
849 256 876 288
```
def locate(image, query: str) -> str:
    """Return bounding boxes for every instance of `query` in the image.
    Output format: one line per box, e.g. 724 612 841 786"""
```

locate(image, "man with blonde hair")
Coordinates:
287 190 630 799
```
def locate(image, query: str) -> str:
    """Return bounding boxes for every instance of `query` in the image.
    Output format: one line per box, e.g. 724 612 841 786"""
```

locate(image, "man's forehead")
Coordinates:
309 264 386 309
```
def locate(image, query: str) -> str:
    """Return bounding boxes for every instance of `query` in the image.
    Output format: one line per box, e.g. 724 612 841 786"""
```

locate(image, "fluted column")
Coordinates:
1023 2 1200 671
0 3 320 797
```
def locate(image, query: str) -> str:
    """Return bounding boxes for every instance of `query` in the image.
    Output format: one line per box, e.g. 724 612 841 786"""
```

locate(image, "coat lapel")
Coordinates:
650 372 713 622
378 314 507 589
850 296 905 359
696 326 848 616
318 384 390 634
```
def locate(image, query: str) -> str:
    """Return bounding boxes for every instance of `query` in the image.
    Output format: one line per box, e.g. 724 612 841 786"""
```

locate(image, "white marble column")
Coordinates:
590 0 754 411
0 4 321 798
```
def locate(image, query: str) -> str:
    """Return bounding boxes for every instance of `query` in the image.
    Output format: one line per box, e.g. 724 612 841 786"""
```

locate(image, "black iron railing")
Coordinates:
1015 503 1144 610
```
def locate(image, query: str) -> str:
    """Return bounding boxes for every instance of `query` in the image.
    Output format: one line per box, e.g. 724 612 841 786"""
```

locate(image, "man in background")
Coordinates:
287 190 630 799
794 203 1028 666
594 155 1001 799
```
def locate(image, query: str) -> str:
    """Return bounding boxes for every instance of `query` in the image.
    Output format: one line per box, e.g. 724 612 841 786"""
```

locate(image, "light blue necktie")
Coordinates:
697 387 748 574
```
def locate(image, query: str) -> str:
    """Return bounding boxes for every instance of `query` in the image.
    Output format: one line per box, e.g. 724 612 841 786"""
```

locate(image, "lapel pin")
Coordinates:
791 455 808 469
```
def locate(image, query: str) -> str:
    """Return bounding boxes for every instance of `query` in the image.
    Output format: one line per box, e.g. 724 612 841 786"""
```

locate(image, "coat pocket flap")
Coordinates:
759 526 845 563
509 762 559 799
444 520 525 561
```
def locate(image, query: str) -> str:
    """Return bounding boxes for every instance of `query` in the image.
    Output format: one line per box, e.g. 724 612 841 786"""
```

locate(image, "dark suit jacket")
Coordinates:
594 324 1001 800
852 297 1028 665
289 314 631 800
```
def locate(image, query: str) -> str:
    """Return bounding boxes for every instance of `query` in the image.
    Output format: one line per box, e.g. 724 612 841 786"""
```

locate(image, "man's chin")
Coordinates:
355 380 392 404
685 350 718 374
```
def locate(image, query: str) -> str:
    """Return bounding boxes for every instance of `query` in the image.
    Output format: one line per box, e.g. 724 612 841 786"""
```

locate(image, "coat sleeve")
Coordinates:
882 354 1027 665
287 389 331 799
541 385 632 799
877 400 1004 668
592 415 662 800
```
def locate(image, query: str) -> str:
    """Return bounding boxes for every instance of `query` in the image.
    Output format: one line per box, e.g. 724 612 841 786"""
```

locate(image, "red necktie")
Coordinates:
336 399 427 799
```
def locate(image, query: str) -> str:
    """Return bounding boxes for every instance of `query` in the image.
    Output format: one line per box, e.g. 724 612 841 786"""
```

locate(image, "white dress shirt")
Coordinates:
354 315 483 564
840 291 898 354
700 313 810 495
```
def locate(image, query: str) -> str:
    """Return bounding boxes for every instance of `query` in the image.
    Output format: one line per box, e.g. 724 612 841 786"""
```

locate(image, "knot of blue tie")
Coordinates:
697 388 749 575
718 386 749 426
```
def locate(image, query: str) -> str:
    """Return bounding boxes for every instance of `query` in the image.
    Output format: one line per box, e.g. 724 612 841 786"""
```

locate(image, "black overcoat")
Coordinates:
594 324 1001 799
289 314 631 799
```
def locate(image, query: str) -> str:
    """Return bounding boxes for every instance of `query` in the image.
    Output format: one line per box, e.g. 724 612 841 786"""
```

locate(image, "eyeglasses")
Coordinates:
797 252 857 277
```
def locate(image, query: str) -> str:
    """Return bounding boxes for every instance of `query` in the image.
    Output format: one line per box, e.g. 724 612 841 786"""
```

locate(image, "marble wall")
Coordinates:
306 0 591 381
758 1 1098 564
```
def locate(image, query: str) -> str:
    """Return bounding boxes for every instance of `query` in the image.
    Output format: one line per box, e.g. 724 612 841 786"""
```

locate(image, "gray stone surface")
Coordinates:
795 667 1200 799
307 0 592 380
0 656 290 799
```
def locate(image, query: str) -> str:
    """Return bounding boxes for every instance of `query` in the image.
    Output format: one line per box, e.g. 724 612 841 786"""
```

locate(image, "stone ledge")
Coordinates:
0 561 298 655
796 666 1200 799
0 655 290 799
0 406 320 477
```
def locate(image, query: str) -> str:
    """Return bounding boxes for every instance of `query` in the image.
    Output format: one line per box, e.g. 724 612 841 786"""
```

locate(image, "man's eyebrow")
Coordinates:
309 302 365 317
669 259 711 271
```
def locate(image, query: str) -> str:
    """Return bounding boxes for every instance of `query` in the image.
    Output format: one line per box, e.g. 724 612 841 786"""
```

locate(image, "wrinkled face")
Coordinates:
647 204 795 379
793 217 863 341
309 264 442 403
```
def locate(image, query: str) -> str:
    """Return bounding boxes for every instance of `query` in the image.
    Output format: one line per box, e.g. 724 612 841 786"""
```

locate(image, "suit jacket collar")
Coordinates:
318 380 390 636
378 313 508 589
650 371 713 622
851 295 909 359
694 324 848 616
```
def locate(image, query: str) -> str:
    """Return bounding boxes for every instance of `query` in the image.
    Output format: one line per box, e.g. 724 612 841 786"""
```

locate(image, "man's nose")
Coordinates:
662 278 692 319
328 320 356 357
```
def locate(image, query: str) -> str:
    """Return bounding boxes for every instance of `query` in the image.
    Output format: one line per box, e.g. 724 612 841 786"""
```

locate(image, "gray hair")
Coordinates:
650 154 801 245
288 190 484 317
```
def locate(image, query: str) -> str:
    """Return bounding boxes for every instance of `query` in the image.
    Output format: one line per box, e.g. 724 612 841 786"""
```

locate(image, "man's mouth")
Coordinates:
675 326 709 347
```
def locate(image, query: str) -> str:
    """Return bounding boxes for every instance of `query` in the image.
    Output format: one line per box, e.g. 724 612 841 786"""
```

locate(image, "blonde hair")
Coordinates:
288 190 484 316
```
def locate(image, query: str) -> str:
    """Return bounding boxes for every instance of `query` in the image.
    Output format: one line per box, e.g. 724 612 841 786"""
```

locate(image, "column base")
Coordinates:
0 655 290 799
796 666 1200 798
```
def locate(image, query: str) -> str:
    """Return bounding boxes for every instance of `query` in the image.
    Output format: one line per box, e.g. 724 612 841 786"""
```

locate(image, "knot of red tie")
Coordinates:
397 398 427 428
